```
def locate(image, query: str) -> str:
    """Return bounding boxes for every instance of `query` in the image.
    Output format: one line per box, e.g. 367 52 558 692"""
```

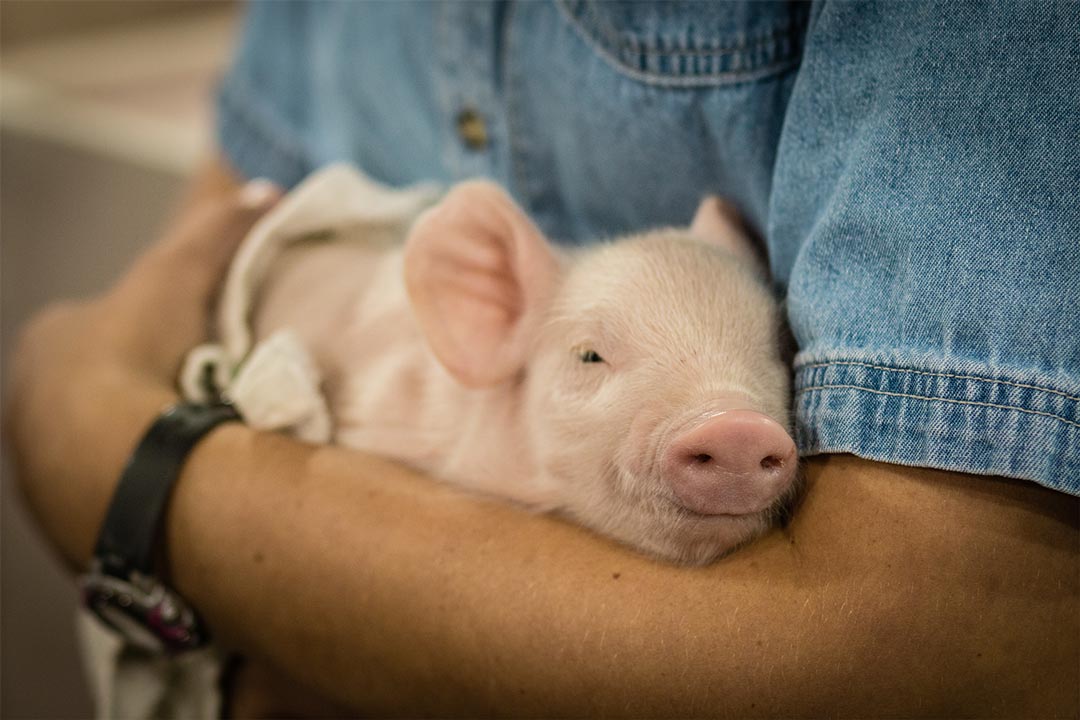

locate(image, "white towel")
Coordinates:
78 164 440 719
182 163 439 439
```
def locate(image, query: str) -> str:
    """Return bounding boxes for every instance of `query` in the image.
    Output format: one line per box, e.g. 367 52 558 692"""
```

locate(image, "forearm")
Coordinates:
8 347 177 570
171 425 1078 717
6 154 250 568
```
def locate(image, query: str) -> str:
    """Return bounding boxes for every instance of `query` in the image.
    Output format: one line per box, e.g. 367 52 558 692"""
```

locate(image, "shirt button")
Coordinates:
456 108 489 150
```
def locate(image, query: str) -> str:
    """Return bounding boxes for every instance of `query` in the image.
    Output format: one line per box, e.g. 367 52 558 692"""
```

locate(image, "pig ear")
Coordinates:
690 197 766 269
404 181 560 388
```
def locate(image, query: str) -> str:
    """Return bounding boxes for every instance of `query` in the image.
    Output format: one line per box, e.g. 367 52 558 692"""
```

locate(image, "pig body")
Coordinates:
247 182 797 564
255 242 553 505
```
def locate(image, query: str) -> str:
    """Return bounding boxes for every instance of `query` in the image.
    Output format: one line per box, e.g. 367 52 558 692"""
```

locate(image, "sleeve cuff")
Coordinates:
216 74 311 189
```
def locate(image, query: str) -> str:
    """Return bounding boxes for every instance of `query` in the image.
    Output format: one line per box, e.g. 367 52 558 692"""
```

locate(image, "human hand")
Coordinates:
91 179 282 382
4 178 281 567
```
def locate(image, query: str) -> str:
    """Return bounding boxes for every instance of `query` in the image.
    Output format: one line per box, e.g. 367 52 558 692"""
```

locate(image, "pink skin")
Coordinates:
661 409 797 517
250 181 797 564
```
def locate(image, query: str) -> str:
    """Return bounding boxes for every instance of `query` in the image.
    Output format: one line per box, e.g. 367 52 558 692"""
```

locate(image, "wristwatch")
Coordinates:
80 401 240 653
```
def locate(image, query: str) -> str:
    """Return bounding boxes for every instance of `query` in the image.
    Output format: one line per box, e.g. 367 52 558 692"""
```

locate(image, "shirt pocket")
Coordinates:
555 0 810 87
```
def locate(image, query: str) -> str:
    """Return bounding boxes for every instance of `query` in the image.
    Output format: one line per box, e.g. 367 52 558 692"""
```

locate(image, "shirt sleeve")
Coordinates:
216 1 318 188
768 2 1080 491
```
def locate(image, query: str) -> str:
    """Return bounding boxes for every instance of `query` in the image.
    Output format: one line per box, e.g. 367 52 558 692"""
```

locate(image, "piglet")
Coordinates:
251 181 797 564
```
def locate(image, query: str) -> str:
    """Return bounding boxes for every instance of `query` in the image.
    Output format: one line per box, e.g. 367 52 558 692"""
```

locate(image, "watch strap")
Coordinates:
93 402 240 578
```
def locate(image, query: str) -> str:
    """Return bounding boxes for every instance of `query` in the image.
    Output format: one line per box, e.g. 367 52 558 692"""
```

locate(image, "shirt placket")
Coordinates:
434 1 506 182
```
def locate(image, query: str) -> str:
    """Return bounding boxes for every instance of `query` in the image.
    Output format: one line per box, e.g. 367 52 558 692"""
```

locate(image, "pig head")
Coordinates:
402 182 797 564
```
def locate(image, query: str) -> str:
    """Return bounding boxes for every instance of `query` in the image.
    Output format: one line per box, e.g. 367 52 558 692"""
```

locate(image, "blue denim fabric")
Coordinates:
218 1 1080 494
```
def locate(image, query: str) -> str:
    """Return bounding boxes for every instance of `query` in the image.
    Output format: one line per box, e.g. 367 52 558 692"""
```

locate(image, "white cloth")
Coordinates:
182 163 439 440
78 164 440 719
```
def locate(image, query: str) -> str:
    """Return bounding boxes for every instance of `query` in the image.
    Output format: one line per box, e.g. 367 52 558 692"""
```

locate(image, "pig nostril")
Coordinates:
693 453 712 464
760 455 784 471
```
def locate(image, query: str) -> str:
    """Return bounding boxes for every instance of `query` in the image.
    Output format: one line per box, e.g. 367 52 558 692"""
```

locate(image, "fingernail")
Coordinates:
239 178 281 208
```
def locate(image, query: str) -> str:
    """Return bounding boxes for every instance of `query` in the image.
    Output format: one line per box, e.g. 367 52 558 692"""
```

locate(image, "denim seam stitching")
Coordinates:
503 2 532 205
602 24 797 57
799 360 1080 401
564 0 805 56
434 4 458 179
553 0 801 88
796 384 1080 430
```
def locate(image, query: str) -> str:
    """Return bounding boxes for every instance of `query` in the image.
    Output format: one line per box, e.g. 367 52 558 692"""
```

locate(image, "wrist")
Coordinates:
82 401 242 652
160 421 253 644
12 354 179 569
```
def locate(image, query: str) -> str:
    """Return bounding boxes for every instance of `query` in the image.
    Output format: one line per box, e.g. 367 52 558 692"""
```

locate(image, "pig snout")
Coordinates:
661 410 796 516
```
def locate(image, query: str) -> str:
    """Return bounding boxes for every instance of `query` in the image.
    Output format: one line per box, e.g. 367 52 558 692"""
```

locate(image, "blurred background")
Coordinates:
2 2 239 716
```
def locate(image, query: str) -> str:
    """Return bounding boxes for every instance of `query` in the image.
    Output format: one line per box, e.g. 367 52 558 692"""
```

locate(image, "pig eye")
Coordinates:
578 348 605 364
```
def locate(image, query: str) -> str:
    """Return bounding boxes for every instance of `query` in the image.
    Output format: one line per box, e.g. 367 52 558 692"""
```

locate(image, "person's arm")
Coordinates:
171 434 1079 717
5 156 264 570
6 155 1077 717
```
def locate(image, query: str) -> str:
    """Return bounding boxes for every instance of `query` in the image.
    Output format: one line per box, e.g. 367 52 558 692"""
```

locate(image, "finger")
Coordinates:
116 180 282 307
158 178 283 286
104 180 284 376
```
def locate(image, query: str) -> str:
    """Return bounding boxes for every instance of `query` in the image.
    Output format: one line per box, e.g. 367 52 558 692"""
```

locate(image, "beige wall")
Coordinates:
1 1 225 47
2 3 235 716
1 129 187 719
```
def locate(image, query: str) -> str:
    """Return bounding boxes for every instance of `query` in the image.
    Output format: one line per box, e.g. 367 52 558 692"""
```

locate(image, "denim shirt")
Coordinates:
219 1 1080 493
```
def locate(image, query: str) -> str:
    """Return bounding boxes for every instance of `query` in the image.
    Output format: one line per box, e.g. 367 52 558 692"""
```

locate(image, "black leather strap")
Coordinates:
93 402 240 578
